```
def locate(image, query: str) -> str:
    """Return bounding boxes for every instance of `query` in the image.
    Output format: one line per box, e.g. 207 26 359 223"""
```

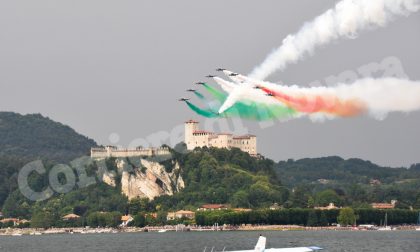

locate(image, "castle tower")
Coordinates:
185 120 199 150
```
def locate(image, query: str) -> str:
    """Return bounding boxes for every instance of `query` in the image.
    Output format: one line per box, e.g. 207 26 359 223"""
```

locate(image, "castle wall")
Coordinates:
91 146 171 159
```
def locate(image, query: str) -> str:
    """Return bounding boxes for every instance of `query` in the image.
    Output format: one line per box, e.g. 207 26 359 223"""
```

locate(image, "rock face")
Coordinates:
98 157 184 200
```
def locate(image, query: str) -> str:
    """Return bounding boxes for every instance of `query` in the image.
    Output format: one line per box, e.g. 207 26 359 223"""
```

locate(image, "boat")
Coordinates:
11 233 23 236
158 229 167 233
221 235 322 252
378 212 392 231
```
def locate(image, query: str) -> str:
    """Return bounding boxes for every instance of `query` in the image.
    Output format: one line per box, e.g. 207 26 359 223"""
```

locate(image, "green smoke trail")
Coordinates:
203 83 227 102
193 91 205 100
185 84 297 121
185 101 218 118
224 100 297 120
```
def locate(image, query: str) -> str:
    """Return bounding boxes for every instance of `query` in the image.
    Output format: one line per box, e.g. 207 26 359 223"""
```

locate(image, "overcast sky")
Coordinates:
1 0 419 167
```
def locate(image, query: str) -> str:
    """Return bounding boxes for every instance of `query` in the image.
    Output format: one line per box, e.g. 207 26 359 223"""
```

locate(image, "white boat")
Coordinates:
222 235 322 252
377 226 392 231
11 233 23 236
158 229 167 233
378 213 391 231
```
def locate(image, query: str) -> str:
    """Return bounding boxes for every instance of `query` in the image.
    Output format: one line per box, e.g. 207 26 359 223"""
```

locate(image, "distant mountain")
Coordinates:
275 156 420 187
0 112 97 162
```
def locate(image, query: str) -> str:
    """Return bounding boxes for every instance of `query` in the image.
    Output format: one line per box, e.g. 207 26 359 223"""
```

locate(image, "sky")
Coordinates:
0 0 419 167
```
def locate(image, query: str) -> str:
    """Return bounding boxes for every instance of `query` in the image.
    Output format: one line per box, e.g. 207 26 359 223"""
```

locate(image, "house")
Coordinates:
120 215 134 226
167 210 195 220
197 204 229 211
233 208 252 212
144 213 158 219
314 203 339 210
369 179 382 186
269 203 282 210
371 200 397 209
0 218 21 226
62 214 80 221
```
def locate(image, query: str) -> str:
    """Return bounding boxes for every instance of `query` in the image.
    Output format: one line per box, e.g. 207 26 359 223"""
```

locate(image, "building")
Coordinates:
371 200 397 209
167 210 195 220
315 203 339 210
91 146 171 159
269 203 282 210
120 215 134 226
184 120 257 156
0 218 29 226
62 214 80 221
233 208 252 212
197 204 229 211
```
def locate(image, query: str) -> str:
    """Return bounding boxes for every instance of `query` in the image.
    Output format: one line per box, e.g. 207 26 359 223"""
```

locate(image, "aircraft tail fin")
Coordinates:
254 236 266 252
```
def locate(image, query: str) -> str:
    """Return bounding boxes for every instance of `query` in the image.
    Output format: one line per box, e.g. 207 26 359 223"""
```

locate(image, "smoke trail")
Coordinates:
257 77 420 119
227 101 297 121
259 86 366 117
185 84 297 121
193 91 205 100
203 83 227 102
185 101 218 118
249 0 420 80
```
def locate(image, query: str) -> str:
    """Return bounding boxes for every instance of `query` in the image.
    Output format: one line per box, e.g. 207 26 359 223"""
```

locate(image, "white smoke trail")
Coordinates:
249 0 420 80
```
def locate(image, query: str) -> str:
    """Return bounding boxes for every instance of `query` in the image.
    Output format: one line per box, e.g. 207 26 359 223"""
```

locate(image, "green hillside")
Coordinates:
275 157 420 209
275 156 420 186
0 112 96 162
0 112 97 209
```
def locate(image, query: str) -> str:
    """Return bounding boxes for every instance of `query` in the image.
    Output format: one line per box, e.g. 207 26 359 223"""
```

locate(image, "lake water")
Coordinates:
0 231 419 252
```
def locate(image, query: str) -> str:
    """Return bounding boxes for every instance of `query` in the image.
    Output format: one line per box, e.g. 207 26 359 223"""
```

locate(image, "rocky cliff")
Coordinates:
96 157 184 200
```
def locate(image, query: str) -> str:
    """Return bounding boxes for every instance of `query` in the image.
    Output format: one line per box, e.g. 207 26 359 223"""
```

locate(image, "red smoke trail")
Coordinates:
259 86 366 117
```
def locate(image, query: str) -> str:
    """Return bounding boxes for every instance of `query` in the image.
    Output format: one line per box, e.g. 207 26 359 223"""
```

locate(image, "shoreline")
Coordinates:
1 225 419 236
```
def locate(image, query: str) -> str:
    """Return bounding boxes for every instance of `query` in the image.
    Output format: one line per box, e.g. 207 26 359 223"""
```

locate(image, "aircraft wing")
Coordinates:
265 247 323 252
224 236 322 252
227 247 322 252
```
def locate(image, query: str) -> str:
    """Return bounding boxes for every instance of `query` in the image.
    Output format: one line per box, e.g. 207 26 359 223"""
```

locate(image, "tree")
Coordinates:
31 211 55 228
337 208 357 226
318 211 329 226
315 189 342 207
231 190 250 208
307 211 318 226
131 213 146 227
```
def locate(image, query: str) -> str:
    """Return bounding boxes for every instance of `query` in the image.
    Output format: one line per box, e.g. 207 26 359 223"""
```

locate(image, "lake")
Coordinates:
0 231 419 251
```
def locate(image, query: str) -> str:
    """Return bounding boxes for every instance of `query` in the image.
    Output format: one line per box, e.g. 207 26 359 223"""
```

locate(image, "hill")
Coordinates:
275 157 420 209
275 156 420 187
0 112 96 162
0 112 97 209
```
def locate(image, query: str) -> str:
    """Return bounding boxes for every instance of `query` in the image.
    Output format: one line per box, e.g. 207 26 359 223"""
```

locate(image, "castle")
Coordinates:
90 120 257 158
184 120 257 156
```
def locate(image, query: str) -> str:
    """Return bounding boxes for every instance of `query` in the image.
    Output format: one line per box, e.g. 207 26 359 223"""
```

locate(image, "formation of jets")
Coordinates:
179 69 221 101
179 68 249 102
